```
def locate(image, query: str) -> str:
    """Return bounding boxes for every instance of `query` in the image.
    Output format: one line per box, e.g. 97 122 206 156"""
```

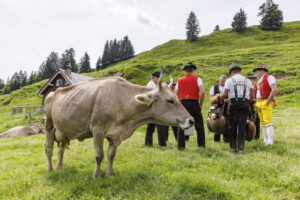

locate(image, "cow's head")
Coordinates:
30 123 45 134
135 67 194 130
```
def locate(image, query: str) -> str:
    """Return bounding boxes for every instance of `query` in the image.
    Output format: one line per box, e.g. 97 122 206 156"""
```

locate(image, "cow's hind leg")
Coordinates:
106 140 117 176
92 130 104 179
45 119 55 172
56 141 68 169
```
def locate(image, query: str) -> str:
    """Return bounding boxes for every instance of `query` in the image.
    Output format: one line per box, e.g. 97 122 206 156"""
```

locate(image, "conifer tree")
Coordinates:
101 41 110 68
27 71 35 85
232 8 247 32
185 11 200 42
0 78 4 90
258 0 283 30
96 57 102 71
61 48 77 72
78 52 91 73
214 25 220 32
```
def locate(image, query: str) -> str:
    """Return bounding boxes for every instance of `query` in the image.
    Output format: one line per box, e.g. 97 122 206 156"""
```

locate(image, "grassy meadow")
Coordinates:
0 21 300 199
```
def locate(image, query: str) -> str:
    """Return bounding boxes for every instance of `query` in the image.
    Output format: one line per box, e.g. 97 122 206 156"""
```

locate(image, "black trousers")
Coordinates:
178 100 205 149
145 124 168 146
255 114 260 139
228 100 249 150
166 126 178 141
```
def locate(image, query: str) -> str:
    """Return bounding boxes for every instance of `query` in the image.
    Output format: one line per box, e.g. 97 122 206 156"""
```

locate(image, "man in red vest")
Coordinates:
253 66 277 145
176 62 205 149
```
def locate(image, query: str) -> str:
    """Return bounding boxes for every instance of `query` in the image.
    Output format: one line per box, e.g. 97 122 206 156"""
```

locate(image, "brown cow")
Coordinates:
45 67 194 178
0 124 45 139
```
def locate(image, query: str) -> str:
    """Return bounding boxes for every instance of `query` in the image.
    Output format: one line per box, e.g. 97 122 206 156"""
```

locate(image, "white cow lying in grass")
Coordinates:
0 124 45 139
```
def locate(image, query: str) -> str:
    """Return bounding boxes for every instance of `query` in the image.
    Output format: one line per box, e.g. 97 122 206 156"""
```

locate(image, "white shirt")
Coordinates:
175 77 204 91
146 80 156 89
224 74 253 100
209 85 224 96
256 75 276 98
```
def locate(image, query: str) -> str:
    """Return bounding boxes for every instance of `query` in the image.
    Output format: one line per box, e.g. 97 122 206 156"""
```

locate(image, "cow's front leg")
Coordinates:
92 131 104 179
106 141 117 176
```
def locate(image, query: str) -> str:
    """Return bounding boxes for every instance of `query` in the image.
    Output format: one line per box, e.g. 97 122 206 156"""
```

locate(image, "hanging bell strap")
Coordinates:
243 78 247 101
232 78 238 101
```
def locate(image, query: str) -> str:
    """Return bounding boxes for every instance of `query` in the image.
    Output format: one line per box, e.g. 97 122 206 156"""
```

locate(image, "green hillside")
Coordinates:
86 21 300 108
0 21 300 199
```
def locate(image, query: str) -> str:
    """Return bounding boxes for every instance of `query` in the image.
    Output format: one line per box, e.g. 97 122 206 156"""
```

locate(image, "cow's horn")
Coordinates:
168 76 174 87
158 66 164 90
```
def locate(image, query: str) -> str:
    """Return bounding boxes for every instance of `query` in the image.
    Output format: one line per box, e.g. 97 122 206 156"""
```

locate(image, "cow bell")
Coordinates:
246 119 256 141
211 114 227 135
207 118 213 132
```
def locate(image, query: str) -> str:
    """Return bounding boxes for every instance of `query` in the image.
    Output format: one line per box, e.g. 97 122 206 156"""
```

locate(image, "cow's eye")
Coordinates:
167 99 174 104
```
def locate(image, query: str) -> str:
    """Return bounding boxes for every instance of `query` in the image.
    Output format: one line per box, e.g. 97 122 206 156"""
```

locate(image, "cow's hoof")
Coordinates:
56 165 63 170
93 173 101 179
106 170 114 176
47 167 53 172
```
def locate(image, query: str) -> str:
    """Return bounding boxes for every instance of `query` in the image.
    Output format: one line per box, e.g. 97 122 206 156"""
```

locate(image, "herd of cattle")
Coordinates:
1 67 195 178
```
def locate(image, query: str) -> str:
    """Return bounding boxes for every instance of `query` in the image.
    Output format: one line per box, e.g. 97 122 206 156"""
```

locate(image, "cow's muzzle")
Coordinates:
179 117 194 130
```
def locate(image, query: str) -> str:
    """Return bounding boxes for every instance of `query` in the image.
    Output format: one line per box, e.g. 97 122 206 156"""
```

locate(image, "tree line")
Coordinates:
0 36 134 95
96 36 134 70
186 0 283 41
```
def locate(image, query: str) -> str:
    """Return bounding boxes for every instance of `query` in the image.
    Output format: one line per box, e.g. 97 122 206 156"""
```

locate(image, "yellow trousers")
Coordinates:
255 99 273 125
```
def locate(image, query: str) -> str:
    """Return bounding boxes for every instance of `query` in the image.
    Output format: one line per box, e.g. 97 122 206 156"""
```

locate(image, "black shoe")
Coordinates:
230 148 237 153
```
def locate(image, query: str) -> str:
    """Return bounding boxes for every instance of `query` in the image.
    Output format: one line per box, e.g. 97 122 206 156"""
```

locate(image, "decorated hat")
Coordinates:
229 64 242 74
253 66 268 72
152 71 160 78
183 62 197 70
247 74 257 79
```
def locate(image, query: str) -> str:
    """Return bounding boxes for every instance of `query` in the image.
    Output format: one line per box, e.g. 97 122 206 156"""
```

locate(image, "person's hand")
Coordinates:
212 94 219 104
224 99 230 103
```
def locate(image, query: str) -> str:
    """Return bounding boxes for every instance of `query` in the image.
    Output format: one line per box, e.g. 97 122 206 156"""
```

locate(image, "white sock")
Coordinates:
262 126 268 143
267 125 274 145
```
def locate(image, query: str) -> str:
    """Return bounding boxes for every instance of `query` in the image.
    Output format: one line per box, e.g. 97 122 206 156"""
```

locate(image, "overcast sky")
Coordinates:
0 0 299 81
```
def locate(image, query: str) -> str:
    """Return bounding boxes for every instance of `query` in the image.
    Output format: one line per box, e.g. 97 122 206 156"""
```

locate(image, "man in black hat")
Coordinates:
247 74 260 140
253 66 277 145
145 71 168 147
220 64 254 154
176 62 205 150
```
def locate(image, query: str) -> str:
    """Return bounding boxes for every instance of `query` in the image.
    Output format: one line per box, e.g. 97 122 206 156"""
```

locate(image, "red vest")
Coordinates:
254 74 276 104
178 74 199 100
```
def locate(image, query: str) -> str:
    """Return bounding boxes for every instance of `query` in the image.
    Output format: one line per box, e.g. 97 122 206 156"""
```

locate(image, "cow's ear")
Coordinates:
135 94 153 105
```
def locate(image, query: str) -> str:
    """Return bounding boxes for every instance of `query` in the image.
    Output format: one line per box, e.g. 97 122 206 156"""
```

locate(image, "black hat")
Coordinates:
183 62 197 70
152 71 160 78
229 64 242 74
247 74 257 79
253 66 268 72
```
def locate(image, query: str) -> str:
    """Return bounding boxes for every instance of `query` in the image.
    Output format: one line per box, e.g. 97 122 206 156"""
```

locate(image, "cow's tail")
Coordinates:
44 92 55 120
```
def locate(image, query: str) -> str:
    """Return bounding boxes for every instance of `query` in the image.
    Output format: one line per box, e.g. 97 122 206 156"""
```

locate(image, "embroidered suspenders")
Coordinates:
231 78 247 101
